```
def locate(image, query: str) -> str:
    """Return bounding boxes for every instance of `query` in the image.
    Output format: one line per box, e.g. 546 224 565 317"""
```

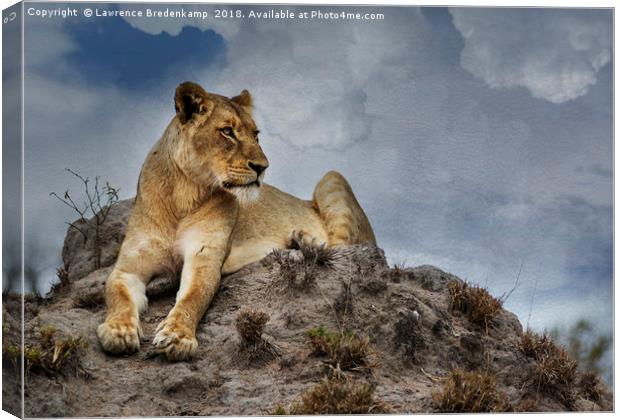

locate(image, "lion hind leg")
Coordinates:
289 229 325 249
312 171 376 247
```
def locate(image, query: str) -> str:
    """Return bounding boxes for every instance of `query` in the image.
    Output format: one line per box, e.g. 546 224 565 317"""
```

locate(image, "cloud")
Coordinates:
21 15 178 290
449 8 612 104
121 5 431 149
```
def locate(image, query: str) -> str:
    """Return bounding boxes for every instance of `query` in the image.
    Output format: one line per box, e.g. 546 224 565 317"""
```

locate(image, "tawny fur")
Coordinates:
97 82 376 361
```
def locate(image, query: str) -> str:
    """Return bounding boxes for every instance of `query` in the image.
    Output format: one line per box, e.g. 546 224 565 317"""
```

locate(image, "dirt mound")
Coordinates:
2 203 612 416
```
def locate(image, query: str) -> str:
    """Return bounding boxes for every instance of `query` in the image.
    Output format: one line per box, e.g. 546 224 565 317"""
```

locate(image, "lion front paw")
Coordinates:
97 315 142 355
152 318 198 362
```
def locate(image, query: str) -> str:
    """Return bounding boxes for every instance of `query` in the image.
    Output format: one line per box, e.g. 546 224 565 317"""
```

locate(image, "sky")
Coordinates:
6 3 613 377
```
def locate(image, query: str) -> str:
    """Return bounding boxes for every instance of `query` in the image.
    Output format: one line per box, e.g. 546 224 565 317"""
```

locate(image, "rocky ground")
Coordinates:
2 200 613 417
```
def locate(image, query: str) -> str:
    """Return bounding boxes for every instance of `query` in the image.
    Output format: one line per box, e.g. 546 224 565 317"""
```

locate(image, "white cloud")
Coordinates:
23 15 77 73
449 8 612 104
122 5 430 149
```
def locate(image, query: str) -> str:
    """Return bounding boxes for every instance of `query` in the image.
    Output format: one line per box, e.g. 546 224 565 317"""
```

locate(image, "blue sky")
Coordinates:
13 3 613 377
64 15 225 90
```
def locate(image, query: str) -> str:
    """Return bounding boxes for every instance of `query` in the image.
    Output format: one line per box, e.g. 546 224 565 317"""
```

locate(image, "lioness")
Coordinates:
96 82 376 361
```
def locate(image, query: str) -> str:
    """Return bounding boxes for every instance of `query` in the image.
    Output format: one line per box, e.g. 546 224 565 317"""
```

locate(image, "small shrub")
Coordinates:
431 369 512 413
448 281 502 330
307 326 371 371
234 309 279 365
307 326 335 356
236 308 269 344
520 329 577 404
50 169 120 270
289 376 389 414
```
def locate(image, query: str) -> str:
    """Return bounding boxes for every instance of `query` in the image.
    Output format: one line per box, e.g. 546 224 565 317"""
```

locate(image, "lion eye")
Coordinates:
220 127 235 138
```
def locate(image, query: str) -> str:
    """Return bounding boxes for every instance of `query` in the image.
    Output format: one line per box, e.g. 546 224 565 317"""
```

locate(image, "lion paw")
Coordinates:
289 229 324 249
153 319 198 362
97 315 142 355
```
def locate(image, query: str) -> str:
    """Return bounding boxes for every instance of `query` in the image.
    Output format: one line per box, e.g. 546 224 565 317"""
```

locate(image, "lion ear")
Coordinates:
231 89 253 113
174 82 211 124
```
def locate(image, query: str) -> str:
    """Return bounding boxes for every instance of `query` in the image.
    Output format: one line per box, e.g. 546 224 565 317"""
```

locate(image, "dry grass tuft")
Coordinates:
271 249 316 290
448 281 502 330
390 262 408 283
534 353 577 392
521 328 548 358
578 371 604 402
270 241 342 291
234 308 279 365
236 308 270 344
431 369 512 413
289 376 390 414
49 267 71 296
520 329 577 404
23 325 89 378
297 242 341 268
307 326 372 371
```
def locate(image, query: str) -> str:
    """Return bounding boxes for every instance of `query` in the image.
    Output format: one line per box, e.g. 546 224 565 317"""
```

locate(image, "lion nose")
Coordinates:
248 162 268 177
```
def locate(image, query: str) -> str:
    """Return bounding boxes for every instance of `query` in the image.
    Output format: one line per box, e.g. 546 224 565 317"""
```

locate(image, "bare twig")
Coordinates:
50 168 120 269
526 276 539 329
500 259 524 304
65 222 89 243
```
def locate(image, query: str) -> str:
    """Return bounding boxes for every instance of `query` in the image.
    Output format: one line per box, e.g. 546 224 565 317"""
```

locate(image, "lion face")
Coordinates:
173 82 269 203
